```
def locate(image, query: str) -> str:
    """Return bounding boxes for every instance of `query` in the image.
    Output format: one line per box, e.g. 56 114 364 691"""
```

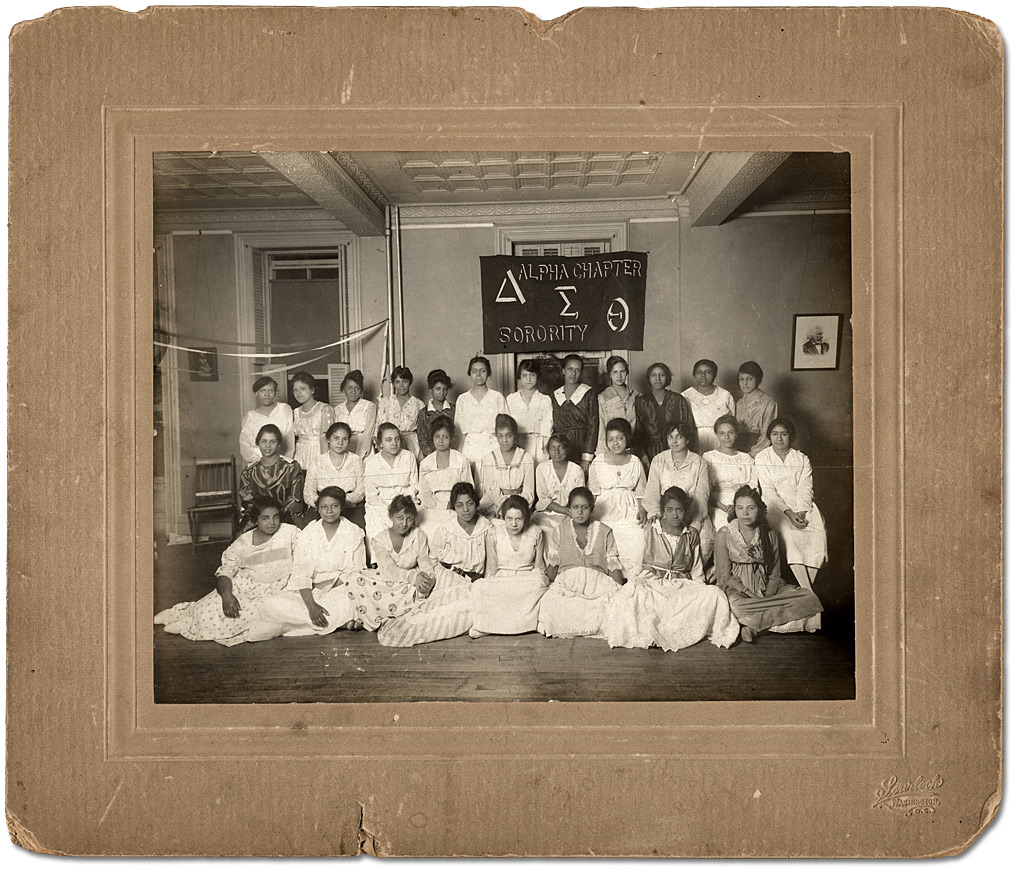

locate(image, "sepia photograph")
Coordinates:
151 149 854 705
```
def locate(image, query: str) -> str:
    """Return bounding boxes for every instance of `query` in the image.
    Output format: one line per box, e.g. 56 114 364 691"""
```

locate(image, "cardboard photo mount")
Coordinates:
6 6 1002 858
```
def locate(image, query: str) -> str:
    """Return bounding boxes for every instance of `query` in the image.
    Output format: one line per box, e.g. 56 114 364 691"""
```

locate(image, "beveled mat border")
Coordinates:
106 105 900 760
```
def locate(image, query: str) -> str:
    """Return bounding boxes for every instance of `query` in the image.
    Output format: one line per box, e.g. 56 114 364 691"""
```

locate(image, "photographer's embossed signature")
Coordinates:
872 775 943 816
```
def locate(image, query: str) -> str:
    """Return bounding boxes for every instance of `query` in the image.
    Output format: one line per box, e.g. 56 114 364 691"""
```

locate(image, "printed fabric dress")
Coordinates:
292 401 335 471
537 518 623 640
754 446 828 569
377 394 427 458
703 449 758 533
248 518 367 640
735 390 778 456
345 527 435 631
587 455 648 581
530 459 586 564
477 448 536 518
642 450 714 561
333 398 378 460
506 390 554 464
633 390 693 462
603 521 739 651
552 384 599 464
363 449 419 542
471 525 549 635
154 523 300 646
239 457 305 524
454 388 508 478
239 403 295 465
680 385 736 454
377 515 492 647
416 448 474 541
715 520 823 633
595 386 639 458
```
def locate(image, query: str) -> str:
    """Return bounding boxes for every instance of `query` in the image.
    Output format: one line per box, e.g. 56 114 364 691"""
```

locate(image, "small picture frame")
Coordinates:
791 313 844 371
187 347 218 382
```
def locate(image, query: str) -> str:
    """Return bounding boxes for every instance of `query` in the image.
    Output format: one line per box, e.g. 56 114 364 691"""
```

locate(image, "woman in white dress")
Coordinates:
302 422 366 529
642 421 713 561
477 414 536 518
289 371 335 471
754 417 828 592
703 414 757 534
332 370 377 461
417 415 474 540
454 355 508 480
470 495 550 637
680 359 736 454
587 418 648 581
377 482 488 647
376 365 427 458
531 433 586 565
154 496 299 646
248 487 366 640
239 375 295 464
505 358 553 464
363 422 419 543
603 487 739 651
595 355 639 458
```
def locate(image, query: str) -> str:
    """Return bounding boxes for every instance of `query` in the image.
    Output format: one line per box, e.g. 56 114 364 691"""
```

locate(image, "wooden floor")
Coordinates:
153 543 856 705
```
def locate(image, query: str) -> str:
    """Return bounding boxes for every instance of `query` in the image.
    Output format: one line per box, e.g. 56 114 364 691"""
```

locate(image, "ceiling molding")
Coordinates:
329 152 390 210
686 151 791 227
259 151 386 236
154 208 339 234
399 198 680 220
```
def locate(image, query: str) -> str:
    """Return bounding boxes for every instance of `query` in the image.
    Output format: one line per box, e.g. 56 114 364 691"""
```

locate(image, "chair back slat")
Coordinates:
192 457 237 507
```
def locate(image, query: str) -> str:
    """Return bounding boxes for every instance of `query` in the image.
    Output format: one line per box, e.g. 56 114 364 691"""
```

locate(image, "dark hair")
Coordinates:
390 365 413 383
500 494 532 526
316 486 346 509
604 417 632 444
494 413 519 442
646 362 672 387
738 361 764 382
562 353 584 369
341 370 365 391
567 486 595 508
467 356 491 377
766 417 798 444
448 481 481 510
252 375 278 393
546 432 571 453
388 494 418 518
516 358 541 379
605 355 629 377
255 424 283 446
429 414 455 440
247 494 284 524
733 484 767 519
693 359 718 378
427 369 452 389
290 371 316 392
714 414 740 433
376 421 400 443
666 420 694 445
325 421 352 441
659 486 691 518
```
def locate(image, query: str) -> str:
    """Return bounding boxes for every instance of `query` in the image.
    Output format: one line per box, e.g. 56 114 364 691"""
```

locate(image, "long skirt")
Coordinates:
344 569 418 631
590 490 646 582
603 575 739 651
767 502 828 568
376 567 474 647
471 570 549 635
536 567 620 640
725 585 823 633
247 579 356 640
154 574 289 647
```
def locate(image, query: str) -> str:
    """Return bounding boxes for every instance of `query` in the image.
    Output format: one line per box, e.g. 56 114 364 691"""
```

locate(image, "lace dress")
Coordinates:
471 525 549 635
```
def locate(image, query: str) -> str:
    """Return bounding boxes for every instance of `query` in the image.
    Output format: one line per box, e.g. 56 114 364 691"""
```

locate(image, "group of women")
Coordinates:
156 354 826 650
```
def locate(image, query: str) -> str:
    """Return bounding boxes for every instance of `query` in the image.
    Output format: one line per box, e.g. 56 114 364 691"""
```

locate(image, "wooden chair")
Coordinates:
186 456 237 553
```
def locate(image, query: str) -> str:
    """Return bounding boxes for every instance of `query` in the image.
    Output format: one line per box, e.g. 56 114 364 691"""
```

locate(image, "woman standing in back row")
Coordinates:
551 354 599 472
634 362 693 468
454 356 508 481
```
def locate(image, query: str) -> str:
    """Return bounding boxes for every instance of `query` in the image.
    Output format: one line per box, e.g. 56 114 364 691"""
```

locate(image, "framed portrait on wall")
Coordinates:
791 312 843 371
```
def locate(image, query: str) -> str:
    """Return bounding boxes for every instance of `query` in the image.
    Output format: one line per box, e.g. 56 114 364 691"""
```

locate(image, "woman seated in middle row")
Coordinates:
477 413 535 519
239 423 305 528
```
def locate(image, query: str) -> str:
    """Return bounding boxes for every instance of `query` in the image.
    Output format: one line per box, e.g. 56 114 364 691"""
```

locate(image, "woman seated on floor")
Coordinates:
469 494 549 638
377 482 488 647
714 485 823 642
154 496 299 647
602 487 739 652
536 487 625 640
248 487 366 640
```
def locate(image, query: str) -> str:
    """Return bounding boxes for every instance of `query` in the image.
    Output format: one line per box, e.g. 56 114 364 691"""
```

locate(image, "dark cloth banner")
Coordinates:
479 251 647 353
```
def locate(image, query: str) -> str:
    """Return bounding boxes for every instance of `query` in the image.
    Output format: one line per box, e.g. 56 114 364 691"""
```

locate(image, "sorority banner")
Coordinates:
480 251 647 353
